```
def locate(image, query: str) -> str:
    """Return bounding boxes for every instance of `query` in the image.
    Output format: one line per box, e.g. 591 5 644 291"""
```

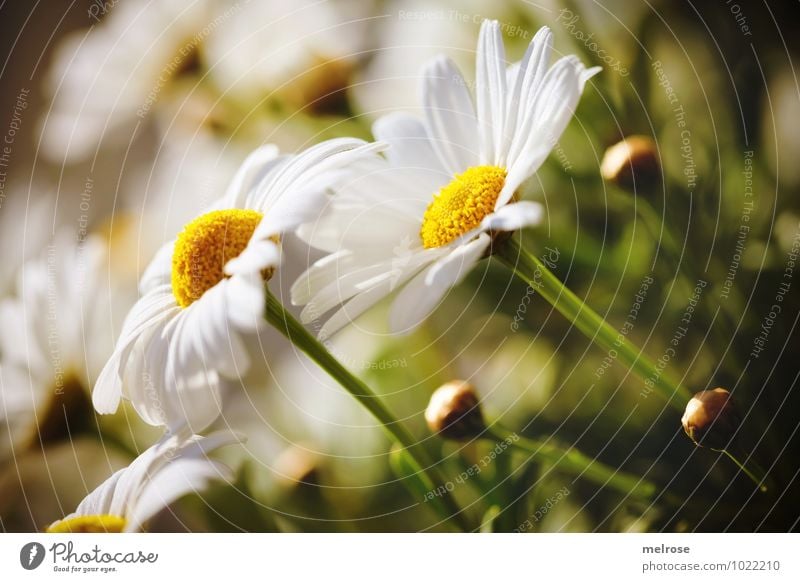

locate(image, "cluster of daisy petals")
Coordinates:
43 20 598 532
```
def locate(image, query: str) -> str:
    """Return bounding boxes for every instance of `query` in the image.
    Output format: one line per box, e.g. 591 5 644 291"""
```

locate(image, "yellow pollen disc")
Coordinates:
171 209 265 308
420 165 507 249
46 514 127 533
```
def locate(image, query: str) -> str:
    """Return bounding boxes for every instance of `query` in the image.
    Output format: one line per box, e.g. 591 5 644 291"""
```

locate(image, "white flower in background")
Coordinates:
46 431 239 532
0 233 123 460
204 0 368 106
41 0 212 161
293 21 599 338
351 0 502 116
93 139 383 433
41 0 371 163
0 192 54 297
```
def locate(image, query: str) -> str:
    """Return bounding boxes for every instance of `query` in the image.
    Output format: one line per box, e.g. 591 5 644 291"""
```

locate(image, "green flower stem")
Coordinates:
722 449 769 493
497 235 692 410
497 235 767 492
488 435 517 532
264 290 467 530
487 426 662 504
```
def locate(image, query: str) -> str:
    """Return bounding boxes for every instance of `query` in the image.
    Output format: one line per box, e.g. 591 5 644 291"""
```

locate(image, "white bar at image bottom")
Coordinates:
0 533 796 580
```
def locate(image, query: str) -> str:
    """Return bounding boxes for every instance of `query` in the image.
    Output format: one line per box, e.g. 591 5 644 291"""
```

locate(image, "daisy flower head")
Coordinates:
41 0 213 161
46 431 239 533
93 138 382 433
293 20 600 338
0 232 121 460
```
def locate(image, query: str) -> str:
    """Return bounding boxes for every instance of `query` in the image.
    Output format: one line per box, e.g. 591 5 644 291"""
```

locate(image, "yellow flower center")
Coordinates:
46 514 127 533
420 166 507 249
171 209 265 308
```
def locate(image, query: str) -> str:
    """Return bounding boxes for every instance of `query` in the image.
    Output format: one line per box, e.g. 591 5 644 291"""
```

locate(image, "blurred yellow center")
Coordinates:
46 514 126 533
171 209 264 308
420 166 507 249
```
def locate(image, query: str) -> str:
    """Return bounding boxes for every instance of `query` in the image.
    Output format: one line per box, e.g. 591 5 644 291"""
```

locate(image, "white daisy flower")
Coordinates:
46 430 239 533
204 0 368 107
41 0 369 162
0 232 124 461
351 0 500 116
0 191 53 297
293 21 600 338
41 0 213 161
93 138 382 433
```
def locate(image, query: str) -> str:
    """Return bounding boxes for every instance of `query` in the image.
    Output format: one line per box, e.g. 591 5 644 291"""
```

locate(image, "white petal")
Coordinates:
73 468 126 518
92 287 177 415
123 283 247 431
224 273 267 331
222 144 282 208
582 66 603 85
126 316 175 427
500 56 596 207
127 458 232 531
125 431 240 530
388 234 490 334
177 280 251 379
300 264 396 325
73 431 240 530
420 56 480 173
166 369 226 435
175 430 243 460
481 201 543 232
300 246 440 329
506 61 521 89
139 241 174 294
317 259 428 342
248 179 329 241
161 318 226 434
503 27 553 161
107 440 164 517
291 250 353 306
476 20 508 166
373 112 444 175
427 233 491 287
223 239 281 277
251 138 383 210
296 166 428 257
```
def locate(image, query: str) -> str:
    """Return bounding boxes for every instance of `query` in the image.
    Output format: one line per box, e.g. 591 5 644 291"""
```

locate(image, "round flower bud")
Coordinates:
681 388 741 450
600 135 660 191
425 380 485 440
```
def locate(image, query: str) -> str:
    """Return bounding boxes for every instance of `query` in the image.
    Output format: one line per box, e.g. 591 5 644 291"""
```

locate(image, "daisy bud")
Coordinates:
681 388 741 450
425 380 485 440
600 135 660 191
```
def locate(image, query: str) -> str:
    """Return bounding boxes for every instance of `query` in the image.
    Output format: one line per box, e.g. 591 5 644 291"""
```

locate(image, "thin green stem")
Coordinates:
488 435 517 532
264 290 467 530
487 426 663 504
722 449 768 493
497 235 692 410
497 235 767 493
